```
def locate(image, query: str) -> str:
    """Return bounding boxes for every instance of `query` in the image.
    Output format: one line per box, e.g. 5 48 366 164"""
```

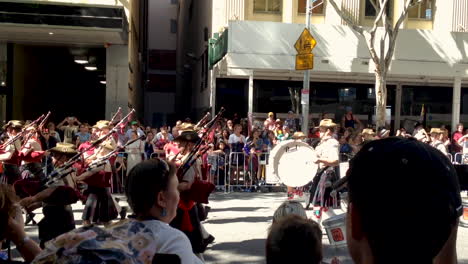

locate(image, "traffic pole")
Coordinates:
301 0 312 134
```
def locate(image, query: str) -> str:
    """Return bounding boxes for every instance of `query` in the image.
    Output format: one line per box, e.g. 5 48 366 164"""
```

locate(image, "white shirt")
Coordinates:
141 220 204 264
228 134 245 144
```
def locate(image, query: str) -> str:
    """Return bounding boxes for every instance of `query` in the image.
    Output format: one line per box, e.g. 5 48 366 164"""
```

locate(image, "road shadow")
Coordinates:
205 216 272 225
210 207 269 213
204 238 266 263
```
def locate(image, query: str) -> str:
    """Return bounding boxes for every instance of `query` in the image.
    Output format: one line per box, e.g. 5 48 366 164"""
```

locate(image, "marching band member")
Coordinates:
18 127 46 183
170 123 213 257
0 120 23 185
307 119 340 214
19 143 80 248
76 140 118 226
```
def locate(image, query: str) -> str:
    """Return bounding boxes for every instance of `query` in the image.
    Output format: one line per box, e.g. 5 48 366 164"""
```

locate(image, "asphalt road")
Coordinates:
14 191 468 264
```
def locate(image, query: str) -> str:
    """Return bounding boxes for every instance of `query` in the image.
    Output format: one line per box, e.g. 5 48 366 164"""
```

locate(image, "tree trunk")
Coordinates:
375 71 387 129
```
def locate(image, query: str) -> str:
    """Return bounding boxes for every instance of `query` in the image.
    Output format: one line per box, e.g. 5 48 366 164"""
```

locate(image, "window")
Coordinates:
170 19 177 33
365 0 391 17
254 0 282 13
298 0 324 15
408 0 433 19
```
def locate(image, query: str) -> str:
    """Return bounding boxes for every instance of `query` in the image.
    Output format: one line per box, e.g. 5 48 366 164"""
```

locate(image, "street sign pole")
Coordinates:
301 0 312 134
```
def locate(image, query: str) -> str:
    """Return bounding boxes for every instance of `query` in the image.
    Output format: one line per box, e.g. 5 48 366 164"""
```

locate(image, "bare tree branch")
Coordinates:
385 0 421 67
369 0 378 11
328 0 364 35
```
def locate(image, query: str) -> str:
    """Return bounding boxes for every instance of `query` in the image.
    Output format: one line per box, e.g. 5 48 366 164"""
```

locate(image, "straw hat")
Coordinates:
49 143 78 154
318 119 337 128
3 120 24 130
429 128 442 134
93 120 110 129
362 128 375 135
175 123 199 142
292 132 306 140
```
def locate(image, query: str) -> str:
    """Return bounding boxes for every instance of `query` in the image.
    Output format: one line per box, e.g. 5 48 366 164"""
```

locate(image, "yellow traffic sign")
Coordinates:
294 28 316 54
295 53 314 70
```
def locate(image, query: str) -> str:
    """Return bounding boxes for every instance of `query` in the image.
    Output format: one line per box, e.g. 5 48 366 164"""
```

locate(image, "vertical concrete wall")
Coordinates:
106 44 129 119
148 0 177 50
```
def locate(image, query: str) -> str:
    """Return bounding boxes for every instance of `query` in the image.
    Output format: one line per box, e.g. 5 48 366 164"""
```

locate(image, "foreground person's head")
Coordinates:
346 137 462 263
125 159 179 223
272 200 307 224
266 214 322 264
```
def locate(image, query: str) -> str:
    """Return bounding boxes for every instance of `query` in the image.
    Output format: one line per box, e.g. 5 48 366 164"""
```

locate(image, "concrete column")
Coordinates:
452 77 462 132
248 71 254 130
106 45 129 119
394 83 402 133
282 0 294 23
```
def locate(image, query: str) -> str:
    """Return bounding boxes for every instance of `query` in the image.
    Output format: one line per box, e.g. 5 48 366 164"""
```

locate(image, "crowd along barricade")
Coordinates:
454 153 468 165
228 152 250 191
112 152 128 194
207 153 228 192
110 151 146 194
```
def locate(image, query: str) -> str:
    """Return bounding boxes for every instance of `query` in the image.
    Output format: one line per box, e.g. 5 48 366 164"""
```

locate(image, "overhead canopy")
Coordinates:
0 1 128 45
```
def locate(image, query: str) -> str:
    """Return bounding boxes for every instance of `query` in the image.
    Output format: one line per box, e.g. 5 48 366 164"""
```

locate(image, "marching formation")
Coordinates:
0 108 225 263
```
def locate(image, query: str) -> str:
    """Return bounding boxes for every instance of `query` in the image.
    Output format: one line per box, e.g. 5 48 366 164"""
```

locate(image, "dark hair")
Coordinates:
347 138 460 263
0 184 19 240
266 215 322 264
125 159 176 216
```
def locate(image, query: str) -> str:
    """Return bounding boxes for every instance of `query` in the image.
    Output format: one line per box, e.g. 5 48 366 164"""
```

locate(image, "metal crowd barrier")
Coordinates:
227 151 270 192
207 153 228 192
111 151 147 194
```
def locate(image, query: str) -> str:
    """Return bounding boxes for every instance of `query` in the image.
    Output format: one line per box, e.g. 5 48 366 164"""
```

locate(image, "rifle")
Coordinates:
47 135 144 186
85 135 144 171
0 113 46 150
194 112 211 130
48 109 135 179
21 111 52 149
178 107 225 178
109 107 122 125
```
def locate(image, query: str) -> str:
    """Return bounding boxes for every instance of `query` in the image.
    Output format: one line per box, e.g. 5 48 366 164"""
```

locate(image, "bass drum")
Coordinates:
266 140 318 187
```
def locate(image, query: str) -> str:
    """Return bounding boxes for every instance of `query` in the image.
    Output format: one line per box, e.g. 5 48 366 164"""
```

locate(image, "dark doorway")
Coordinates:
12 45 105 124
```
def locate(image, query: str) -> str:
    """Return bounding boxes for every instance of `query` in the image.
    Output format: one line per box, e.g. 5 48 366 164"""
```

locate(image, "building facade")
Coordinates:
208 0 468 132
0 0 130 123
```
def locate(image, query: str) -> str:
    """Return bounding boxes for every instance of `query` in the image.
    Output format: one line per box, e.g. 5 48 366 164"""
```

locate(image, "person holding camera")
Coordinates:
57 116 81 144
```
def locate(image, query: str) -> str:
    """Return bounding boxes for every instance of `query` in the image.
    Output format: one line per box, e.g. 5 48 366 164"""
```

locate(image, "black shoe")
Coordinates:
25 213 36 225
204 235 215 245
120 207 128 220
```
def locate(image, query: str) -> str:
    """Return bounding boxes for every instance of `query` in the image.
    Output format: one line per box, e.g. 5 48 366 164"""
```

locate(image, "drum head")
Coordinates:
270 140 318 187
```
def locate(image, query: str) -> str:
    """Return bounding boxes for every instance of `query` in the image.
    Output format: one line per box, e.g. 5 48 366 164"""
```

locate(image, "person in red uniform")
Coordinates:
76 140 118 226
18 127 46 182
0 120 23 185
19 143 80 248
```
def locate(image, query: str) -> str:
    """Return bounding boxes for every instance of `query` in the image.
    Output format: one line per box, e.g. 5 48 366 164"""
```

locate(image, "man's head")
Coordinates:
79 124 88 133
345 106 353 114
227 120 233 128
318 119 336 138
346 138 462 263
457 123 464 133
234 124 242 134
430 128 442 142
266 215 322 264
287 111 294 119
